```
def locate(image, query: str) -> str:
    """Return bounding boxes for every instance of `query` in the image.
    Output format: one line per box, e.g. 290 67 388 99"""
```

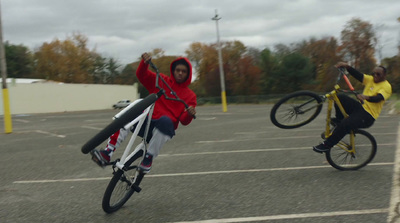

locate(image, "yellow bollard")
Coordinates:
2 88 12 133
221 91 228 112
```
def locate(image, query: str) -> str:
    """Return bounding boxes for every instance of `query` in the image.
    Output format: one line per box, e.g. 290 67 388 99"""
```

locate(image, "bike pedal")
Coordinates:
90 150 106 168
132 184 142 193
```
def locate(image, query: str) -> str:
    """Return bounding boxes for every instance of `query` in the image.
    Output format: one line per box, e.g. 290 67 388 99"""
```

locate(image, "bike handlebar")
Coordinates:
337 67 355 91
337 67 363 104
148 60 196 119
342 74 355 91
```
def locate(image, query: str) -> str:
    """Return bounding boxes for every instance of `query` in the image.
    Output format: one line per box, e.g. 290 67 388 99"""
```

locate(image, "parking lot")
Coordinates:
0 104 399 223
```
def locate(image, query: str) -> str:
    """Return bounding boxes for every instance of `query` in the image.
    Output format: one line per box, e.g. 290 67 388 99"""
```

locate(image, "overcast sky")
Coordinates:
2 0 399 65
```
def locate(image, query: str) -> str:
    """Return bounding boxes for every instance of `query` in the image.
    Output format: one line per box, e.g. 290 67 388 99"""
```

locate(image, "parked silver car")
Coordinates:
113 99 131 109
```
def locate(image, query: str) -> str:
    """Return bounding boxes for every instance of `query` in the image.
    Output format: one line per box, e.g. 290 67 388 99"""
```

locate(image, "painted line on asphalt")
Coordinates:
34 130 66 138
14 119 30 123
11 130 66 138
388 121 400 223
195 133 397 143
238 125 396 134
13 162 394 184
160 143 396 157
81 125 103 130
170 208 388 223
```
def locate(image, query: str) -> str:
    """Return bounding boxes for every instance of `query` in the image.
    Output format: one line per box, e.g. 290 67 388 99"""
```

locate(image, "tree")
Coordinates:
4 42 34 78
185 40 262 97
105 58 121 84
33 33 111 83
382 56 400 92
259 48 279 94
232 55 261 95
339 18 377 71
398 17 400 56
296 37 344 91
91 55 107 84
186 42 220 97
273 53 314 93
115 63 137 85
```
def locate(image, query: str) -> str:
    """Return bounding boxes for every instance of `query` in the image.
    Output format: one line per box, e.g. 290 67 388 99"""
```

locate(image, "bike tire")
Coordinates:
270 91 323 129
102 150 144 213
81 94 158 154
326 129 377 171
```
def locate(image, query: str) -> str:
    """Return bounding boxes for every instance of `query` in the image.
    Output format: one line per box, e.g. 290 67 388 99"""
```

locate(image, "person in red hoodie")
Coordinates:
91 52 197 173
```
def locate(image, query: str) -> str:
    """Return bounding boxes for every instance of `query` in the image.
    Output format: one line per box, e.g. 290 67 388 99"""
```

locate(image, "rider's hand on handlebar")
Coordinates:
141 53 152 64
335 62 350 69
185 106 196 117
356 94 367 104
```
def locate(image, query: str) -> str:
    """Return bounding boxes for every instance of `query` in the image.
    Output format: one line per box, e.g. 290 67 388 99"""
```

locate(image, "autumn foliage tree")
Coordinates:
33 33 121 84
296 37 343 92
339 18 377 71
185 40 261 97
33 33 96 83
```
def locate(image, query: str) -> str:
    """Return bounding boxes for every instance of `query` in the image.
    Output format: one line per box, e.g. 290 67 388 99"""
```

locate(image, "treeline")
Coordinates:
5 33 120 84
4 18 400 96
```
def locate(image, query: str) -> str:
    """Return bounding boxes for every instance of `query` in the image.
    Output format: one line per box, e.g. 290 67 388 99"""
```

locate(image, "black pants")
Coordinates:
325 94 375 147
132 116 175 143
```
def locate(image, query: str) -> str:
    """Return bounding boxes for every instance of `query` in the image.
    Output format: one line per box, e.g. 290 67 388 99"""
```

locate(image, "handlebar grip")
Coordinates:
185 106 196 119
148 61 158 71
342 75 355 91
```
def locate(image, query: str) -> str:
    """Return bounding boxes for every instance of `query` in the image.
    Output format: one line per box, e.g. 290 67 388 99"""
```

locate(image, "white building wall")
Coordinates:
0 82 139 115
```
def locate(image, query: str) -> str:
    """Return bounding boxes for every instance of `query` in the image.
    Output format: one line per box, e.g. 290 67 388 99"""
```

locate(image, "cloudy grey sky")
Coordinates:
2 0 399 65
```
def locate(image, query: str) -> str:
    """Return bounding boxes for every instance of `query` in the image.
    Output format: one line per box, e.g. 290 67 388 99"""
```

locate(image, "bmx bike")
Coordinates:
270 68 377 171
81 61 194 213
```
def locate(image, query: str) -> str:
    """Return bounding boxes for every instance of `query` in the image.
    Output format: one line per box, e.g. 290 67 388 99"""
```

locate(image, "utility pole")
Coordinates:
212 9 227 112
0 0 12 133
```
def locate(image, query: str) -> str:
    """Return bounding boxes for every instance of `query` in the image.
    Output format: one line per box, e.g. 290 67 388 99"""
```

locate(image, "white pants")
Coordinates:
105 127 171 158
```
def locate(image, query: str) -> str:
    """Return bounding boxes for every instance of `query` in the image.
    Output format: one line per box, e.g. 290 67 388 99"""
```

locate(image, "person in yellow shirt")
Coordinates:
313 62 392 153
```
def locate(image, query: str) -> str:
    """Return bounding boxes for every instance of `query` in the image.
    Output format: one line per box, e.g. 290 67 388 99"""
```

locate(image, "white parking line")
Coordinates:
170 208 388 223
14 119 30 123
35 130 66 138
13 162 394 184
388 122 400 223
160 143 396 157
196 133 397 143
81 126 103 130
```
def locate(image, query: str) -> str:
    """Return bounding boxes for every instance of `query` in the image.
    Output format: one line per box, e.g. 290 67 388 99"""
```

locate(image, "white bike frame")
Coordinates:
112 98 155 170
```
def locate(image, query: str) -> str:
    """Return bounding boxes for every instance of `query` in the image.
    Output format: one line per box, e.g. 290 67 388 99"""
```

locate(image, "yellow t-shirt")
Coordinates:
362 74 392 119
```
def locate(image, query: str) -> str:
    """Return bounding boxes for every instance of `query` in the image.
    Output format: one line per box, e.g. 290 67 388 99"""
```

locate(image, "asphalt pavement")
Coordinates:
0 104 398 223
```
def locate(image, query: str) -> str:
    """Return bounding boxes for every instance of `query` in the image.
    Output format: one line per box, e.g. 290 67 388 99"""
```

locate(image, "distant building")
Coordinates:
0 78 63 85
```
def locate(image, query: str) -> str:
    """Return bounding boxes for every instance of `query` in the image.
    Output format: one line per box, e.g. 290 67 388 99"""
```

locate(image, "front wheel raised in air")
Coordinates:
326 129 377 171
102 150 144 213
81 94 158 154
270 91 323 129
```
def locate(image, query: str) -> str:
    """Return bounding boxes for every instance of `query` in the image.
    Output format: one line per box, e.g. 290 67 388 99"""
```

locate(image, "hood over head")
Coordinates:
170 57 192 87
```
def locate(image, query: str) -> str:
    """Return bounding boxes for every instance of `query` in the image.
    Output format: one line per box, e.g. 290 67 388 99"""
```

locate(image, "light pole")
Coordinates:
212 9 227 112
0 0 12 133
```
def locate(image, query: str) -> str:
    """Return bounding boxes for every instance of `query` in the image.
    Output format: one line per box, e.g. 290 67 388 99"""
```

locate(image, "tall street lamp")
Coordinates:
212 9 227 112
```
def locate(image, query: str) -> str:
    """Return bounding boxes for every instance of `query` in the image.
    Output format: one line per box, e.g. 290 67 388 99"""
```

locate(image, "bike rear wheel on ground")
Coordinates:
270 91 323 129
326 129 377 171
102 151 144 213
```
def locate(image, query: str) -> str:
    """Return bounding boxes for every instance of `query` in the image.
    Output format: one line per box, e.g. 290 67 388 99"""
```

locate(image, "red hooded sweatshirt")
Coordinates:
136 57 197 130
